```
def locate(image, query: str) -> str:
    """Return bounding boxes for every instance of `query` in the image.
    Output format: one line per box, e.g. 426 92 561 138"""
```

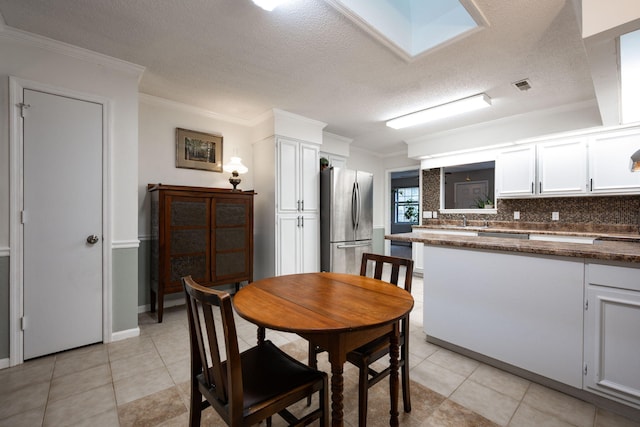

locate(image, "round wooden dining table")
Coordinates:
233 272 414 427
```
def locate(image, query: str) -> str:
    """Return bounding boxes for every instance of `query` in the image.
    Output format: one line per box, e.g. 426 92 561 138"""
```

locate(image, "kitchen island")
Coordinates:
387 225 640 417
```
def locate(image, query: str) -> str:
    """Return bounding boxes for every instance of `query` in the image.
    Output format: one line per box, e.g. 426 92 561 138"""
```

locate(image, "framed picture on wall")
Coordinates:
175 128 223 172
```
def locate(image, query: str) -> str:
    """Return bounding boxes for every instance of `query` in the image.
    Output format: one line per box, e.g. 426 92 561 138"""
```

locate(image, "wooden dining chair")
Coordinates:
182 276 329 427
309 253 414 427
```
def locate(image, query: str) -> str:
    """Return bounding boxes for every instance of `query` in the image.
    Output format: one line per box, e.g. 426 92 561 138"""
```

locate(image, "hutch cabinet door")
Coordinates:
164 195 212 290
212 196 253 283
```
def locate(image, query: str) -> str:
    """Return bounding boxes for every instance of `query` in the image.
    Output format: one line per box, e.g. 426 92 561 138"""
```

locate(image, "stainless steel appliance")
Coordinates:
320 167 373 274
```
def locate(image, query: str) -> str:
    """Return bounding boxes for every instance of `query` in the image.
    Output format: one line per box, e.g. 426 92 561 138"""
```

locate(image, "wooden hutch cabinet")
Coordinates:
148 184 255 322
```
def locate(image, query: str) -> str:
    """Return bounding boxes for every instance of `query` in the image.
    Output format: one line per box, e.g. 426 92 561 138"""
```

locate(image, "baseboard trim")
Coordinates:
426 335 640 421
111 327 140 342
138 297 185 314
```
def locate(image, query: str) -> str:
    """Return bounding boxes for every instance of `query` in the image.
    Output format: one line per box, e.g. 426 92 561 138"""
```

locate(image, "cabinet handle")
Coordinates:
301 200 304 211
531 182 534 194
301 216 304 227
590 178 593 191
539 182 542 193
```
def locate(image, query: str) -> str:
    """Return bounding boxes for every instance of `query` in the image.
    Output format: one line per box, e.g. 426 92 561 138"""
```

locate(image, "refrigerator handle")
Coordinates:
355 182 361 230
351 182 358 229
337 242 371 249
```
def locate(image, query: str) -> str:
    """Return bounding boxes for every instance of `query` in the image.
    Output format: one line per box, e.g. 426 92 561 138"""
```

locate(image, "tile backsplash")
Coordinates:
422 169 640 229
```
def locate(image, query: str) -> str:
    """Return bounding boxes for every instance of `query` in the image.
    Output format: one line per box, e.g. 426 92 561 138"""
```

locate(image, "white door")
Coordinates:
23 89 103 359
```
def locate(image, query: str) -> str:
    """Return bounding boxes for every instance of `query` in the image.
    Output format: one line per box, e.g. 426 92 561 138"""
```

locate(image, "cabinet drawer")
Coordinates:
587 263 640 291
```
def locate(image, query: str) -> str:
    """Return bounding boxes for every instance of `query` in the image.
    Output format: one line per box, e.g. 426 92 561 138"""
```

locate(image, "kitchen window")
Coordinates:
442 161 495 213
394 187 419 223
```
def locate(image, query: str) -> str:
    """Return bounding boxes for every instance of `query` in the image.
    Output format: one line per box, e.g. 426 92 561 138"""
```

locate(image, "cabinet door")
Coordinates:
496 145 536 197
300 143 319 213
538 138 588 195
165 195 211 289
277 138 299 213
588 129 640 194
584 284 640 406
212 197 252 282
277 215 301 276
300 214 319 273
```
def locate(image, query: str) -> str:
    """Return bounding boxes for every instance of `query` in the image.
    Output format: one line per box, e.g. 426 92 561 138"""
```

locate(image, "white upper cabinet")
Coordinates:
496 145 536 197
588 128 640 194
538 138 588 196
497 124 640 198
277 138 319 214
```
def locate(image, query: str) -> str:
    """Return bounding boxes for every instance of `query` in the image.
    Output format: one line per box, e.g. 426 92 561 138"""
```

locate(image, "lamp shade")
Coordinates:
223 157 248 174
631 149 640 172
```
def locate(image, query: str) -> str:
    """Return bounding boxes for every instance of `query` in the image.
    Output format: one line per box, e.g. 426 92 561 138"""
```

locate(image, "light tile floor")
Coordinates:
1 275 639 426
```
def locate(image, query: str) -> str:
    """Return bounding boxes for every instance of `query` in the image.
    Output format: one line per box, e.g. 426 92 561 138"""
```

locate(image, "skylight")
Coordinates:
620 29 640 124
325 0 483 60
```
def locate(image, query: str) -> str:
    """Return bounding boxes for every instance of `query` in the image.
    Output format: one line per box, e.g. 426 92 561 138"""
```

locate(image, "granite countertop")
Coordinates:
386 223 640 264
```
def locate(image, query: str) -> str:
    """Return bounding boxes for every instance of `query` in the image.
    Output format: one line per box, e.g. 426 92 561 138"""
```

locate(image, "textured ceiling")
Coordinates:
0 0 600 156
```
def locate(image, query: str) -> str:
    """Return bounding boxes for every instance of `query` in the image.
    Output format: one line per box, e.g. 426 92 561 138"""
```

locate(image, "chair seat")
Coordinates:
347 331 406 365
200 340 325 413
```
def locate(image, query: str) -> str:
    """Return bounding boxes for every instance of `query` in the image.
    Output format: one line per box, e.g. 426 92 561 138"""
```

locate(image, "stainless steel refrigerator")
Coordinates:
320 167 373 274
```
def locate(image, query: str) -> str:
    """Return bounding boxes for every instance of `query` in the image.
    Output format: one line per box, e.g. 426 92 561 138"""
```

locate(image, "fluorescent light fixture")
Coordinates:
386 93 492 129
252 0 287 11
631 149 640 172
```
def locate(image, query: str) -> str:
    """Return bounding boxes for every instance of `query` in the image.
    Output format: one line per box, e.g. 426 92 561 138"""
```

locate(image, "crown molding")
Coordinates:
139 93 253 126
0 24 145 81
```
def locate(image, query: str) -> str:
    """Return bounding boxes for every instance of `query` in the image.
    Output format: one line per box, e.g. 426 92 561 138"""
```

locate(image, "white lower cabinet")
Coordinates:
423 246 584 388
584 264 640 409
276 214 319 276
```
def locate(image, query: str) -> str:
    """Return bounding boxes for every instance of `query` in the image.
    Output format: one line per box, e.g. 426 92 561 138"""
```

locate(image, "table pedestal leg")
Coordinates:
389 325 400 427
330 363 344 427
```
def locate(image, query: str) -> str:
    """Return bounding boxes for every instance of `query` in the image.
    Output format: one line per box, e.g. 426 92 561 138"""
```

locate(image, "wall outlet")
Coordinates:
552 211 559 221
423 211 432 219
513 211 520 220
432 211 438 219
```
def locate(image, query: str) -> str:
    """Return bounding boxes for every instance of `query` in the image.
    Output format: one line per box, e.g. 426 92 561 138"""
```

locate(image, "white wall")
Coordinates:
138 95 254 237
582 0 640 40
0 26 141 248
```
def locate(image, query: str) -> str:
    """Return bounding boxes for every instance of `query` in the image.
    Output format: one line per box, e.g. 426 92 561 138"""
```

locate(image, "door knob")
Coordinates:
86 235 100 244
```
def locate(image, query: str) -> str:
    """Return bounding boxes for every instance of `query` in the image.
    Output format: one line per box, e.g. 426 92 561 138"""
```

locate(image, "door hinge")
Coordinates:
585 299 588 311
19 102 31 118
21 316 27 331
584 364 588 376
21 210 26 224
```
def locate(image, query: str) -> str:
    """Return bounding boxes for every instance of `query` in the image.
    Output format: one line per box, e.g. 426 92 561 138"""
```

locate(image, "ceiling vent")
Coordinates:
512 79 532 91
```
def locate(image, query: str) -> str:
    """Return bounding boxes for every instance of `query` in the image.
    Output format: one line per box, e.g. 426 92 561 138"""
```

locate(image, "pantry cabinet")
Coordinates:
148 184 255 322
253 136 320 279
